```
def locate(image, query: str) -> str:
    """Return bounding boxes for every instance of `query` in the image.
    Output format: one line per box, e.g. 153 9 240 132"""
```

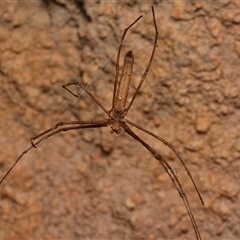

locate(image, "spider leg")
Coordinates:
62 82 110 116
0 119 112 186
30 120 108 147
125 119 204 206
125 6 158 114
122 122 202 240
111 13 142 109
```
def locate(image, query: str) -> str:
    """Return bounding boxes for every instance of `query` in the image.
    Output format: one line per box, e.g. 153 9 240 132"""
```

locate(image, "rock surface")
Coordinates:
0 1 240 239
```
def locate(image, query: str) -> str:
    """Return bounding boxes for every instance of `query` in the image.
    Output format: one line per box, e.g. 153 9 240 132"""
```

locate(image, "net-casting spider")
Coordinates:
0 6 203 240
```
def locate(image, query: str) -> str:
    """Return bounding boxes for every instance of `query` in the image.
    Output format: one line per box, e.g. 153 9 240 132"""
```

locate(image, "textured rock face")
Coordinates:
0 1 240 239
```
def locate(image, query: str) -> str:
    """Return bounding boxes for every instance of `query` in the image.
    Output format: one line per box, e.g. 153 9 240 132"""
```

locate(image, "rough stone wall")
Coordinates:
0 1 240 239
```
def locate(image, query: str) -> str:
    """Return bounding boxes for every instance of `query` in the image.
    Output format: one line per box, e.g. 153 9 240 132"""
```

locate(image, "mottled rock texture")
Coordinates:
0 1 240 239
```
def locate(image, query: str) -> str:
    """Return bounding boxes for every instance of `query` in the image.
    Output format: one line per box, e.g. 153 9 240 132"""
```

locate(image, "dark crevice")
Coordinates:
51 0 66 8
74 1 92 22
41 0 51 7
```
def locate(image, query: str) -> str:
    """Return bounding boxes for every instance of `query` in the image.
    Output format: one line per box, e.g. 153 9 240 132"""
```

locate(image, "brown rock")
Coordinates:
195 114 212 133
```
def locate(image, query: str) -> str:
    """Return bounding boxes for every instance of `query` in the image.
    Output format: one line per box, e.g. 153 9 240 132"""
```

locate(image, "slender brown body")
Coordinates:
114 51 134 113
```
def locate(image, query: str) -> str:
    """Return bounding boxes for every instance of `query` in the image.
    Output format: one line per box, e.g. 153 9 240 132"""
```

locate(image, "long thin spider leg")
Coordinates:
0 119 112 186
63 82 110 116
30 120 108 148
125 6 158 114
33 119 112 147
111 14 142 108
122 123 202 240
125 119 204 206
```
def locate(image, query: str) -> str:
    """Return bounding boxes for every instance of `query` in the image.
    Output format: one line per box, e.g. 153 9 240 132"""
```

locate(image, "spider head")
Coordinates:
111 121 121 134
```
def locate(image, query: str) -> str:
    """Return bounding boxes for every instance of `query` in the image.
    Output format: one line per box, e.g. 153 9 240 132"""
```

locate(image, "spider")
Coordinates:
0 6 203 240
